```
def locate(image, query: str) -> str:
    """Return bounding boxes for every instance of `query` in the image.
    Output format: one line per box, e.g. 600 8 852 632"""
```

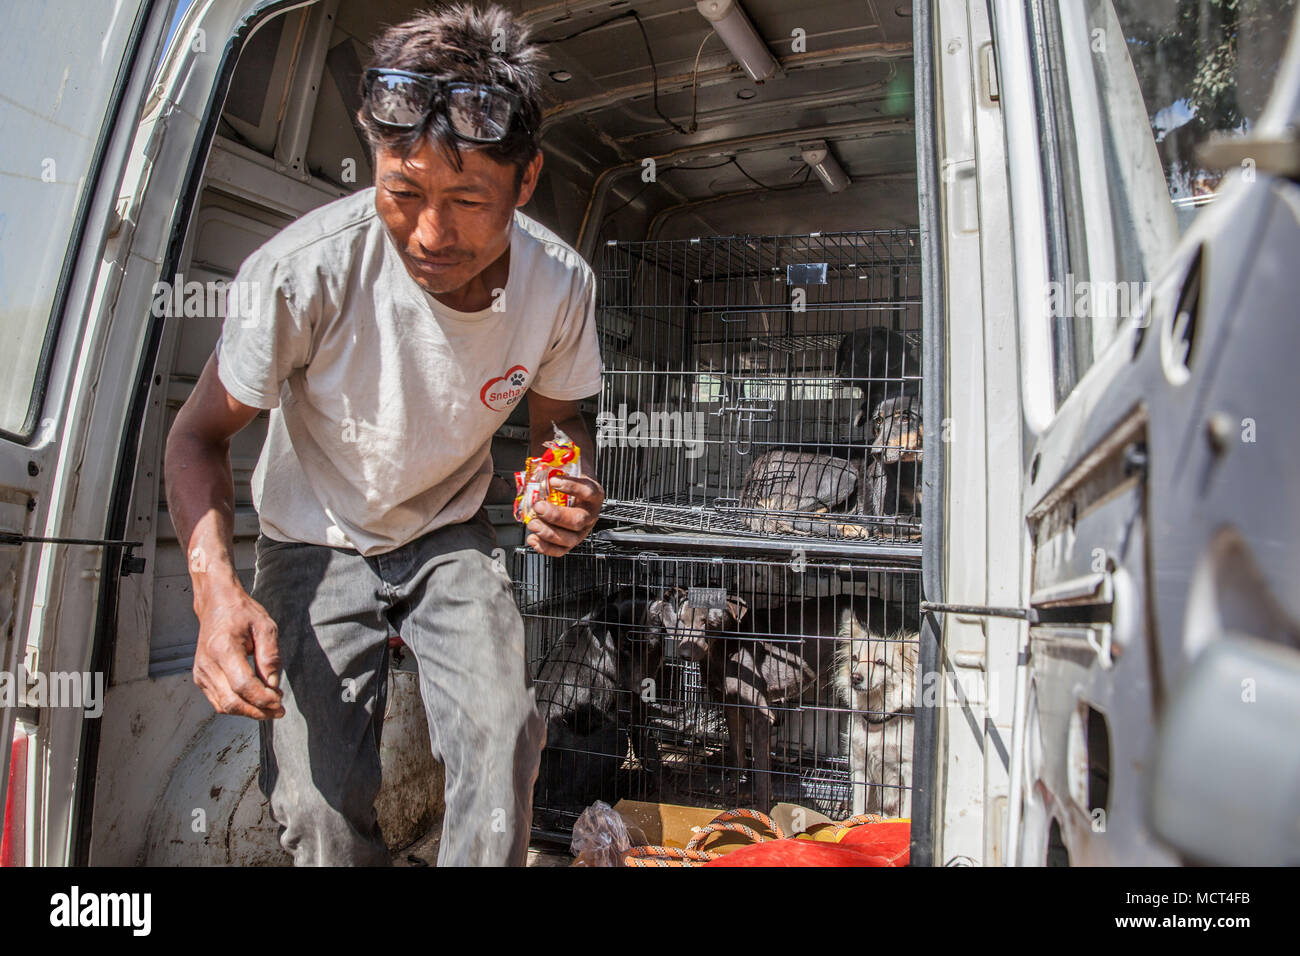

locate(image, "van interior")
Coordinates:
89 0 923 863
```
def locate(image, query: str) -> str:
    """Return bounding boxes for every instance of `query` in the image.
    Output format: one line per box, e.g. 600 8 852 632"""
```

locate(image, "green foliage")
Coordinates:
1117 0 1296 141
1108 0 1297 193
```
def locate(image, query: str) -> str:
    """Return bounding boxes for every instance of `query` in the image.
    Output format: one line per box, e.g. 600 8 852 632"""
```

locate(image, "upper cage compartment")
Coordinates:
595 229 923 543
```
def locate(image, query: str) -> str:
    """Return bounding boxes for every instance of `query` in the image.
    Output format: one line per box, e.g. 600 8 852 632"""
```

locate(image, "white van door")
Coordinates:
996 0 1300 865
0 0 184 865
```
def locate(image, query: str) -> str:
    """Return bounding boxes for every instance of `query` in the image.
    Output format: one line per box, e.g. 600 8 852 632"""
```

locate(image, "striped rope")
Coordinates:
625 845 720 867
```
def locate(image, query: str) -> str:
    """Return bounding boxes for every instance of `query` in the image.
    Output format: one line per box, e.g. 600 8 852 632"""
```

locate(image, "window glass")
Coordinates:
1040 0 1295 401
0 1 150 438
1114 0 1297 231
156 1 201 76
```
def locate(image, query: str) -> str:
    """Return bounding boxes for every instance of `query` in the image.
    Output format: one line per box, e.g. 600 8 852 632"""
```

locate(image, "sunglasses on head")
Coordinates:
363 68 523 144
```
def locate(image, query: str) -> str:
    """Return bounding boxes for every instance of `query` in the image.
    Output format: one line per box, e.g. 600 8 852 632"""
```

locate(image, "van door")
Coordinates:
998 0 1300 865
913 0 1024 867
0 0 178 865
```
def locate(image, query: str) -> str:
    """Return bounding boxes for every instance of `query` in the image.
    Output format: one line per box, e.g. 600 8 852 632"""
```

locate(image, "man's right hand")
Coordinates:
193 586 285 719
166 354 283 720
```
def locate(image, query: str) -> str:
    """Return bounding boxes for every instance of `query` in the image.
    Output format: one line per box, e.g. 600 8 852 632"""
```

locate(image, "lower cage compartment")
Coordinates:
512 540 921 838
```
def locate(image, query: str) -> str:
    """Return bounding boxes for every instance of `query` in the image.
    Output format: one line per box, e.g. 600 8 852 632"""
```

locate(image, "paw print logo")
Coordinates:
480 364 532 411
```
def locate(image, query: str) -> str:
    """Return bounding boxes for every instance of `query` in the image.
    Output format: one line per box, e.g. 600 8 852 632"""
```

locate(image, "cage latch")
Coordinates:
717 399 773 455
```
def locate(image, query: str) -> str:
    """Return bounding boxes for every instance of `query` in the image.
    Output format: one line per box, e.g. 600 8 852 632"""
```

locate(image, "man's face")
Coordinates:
373 137 542 297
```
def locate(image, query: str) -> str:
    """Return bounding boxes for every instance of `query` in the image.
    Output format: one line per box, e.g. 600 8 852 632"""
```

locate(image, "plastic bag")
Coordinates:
513 425 581 525
569 800 631 867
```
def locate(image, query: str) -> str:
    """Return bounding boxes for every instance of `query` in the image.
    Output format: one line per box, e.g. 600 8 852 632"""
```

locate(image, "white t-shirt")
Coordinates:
215 187 603 556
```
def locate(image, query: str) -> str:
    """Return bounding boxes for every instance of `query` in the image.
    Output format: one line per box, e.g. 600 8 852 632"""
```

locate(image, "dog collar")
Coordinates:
864 706 914 725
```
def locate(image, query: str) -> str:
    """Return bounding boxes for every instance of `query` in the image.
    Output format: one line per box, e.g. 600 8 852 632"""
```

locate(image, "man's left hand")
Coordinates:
525 475 604 556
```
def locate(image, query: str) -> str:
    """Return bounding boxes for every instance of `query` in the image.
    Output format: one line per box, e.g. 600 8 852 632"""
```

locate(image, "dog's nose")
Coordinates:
678 642 702 662
851 672 864 686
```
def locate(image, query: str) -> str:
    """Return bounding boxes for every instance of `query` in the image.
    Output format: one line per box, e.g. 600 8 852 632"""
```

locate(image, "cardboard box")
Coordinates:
612 800 834 856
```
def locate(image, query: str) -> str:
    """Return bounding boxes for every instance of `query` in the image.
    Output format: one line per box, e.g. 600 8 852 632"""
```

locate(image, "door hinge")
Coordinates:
0 533 145 576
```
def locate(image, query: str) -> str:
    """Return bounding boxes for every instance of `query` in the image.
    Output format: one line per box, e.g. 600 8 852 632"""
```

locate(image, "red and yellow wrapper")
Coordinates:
514 426 582 525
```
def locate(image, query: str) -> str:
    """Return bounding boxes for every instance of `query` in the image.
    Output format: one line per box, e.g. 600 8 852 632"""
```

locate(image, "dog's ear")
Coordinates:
726 596 749 625
836 605 860 640
646 599 672 627
647 588 684 627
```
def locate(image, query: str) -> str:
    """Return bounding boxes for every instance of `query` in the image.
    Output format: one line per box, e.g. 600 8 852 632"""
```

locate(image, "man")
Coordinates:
163 4 604 866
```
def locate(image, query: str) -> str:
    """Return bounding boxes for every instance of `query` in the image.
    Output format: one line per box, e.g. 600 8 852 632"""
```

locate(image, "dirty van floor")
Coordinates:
393 821 569 867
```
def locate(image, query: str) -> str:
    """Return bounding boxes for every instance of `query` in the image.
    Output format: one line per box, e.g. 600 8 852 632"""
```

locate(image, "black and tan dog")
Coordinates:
863 392 922 522
736 390 922 536
736 333 921 536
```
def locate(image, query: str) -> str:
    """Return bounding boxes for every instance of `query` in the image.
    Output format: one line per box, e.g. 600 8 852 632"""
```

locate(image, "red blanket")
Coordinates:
702 819 910 867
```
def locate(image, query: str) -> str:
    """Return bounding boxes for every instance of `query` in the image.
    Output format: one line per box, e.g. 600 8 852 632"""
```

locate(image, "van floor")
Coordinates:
392 824 570 867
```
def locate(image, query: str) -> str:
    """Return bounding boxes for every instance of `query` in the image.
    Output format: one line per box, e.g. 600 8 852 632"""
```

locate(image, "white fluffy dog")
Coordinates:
835 607 919 818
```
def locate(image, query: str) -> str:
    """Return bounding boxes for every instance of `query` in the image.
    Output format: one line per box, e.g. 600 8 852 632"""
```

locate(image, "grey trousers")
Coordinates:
251 509 544 866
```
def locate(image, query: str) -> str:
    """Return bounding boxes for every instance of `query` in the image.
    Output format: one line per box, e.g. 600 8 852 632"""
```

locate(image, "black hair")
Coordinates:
357 3 544 192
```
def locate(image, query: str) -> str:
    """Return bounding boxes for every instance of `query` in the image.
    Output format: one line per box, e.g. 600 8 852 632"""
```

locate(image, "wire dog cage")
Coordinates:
595 230 923 543
514 541 921 838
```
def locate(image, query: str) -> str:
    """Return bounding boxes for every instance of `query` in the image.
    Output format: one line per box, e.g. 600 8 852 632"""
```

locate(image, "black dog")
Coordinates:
836 328 920 429
531 702 624 832
533 588 665 823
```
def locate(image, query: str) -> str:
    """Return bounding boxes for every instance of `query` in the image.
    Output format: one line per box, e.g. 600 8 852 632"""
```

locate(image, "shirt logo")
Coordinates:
480 364 531 411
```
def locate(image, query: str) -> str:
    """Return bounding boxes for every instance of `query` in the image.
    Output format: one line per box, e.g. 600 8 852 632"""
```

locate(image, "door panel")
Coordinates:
0 0 163 865
1011 0 1300 865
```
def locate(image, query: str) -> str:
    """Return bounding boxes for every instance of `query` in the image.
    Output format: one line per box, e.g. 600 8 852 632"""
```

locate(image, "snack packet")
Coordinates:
514 425 581 525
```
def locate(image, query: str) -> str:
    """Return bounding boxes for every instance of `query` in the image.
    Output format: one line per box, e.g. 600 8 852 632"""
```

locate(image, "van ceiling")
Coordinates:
222 0 917 245
524 0 917 241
